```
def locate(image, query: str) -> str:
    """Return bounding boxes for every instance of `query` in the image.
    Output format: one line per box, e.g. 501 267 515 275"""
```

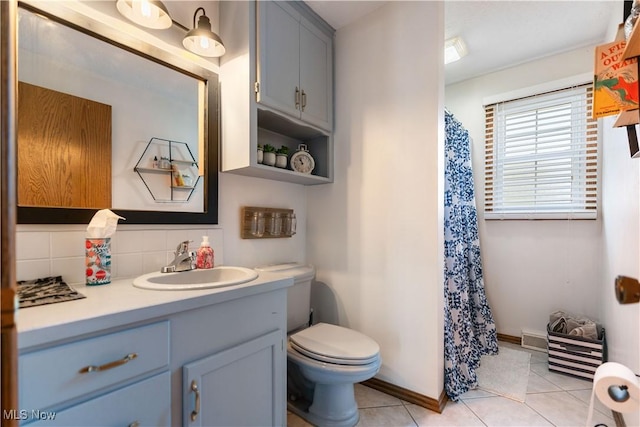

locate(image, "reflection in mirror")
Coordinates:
17 3 218 224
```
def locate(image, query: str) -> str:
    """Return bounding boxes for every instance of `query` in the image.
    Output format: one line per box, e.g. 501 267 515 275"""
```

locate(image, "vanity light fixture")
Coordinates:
115 0 172 30
444 36 467 65
182 8 226 58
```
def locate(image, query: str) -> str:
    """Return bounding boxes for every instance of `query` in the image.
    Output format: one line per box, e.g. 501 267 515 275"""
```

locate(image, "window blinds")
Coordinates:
484 85 597 220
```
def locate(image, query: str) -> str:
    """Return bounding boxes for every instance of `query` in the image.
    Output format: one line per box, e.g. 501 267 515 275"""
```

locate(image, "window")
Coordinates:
484 85 597 219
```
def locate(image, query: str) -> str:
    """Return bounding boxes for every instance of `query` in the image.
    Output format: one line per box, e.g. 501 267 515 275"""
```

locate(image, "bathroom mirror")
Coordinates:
16 2 218 224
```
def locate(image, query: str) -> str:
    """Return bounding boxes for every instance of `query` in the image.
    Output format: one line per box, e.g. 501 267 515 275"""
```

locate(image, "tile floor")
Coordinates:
287 342 616 427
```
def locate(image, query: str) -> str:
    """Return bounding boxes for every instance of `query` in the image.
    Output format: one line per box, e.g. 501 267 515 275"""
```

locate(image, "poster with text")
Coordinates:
593 39 638 119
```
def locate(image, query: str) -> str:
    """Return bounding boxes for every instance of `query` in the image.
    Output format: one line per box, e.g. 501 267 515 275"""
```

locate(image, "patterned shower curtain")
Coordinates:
443 109 498 401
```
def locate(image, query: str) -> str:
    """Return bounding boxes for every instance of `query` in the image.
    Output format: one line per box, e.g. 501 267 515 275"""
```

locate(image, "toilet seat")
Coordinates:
289 323 380 366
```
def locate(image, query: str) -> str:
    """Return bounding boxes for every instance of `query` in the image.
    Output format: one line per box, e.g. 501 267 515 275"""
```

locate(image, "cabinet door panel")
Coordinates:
300 17 333 131
257 1 300 118
27 372 171 426
183 330 284 427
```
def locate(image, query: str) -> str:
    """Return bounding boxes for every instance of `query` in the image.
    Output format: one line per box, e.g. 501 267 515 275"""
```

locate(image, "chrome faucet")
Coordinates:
161 240 196 273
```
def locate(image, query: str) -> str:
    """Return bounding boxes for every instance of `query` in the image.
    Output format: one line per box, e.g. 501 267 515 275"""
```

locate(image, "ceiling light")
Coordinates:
182 8 225 58
116 0 172 29
445 37 467 65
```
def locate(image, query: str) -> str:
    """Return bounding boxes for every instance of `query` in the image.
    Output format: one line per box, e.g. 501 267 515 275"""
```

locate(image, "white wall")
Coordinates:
600 117 640 376
307 1 445 399
445 47 602 338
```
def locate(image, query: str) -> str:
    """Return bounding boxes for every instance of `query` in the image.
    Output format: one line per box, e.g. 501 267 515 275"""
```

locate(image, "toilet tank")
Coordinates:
255 263 315 333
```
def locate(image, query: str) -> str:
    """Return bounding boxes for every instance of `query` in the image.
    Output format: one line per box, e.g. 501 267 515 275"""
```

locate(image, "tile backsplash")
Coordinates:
16 226 224 285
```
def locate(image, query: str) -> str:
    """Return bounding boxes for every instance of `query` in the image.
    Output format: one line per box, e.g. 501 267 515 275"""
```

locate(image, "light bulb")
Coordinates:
140 0 151 18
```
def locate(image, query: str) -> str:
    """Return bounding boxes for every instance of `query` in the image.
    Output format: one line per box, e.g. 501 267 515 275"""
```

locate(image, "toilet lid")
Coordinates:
290 323 380 365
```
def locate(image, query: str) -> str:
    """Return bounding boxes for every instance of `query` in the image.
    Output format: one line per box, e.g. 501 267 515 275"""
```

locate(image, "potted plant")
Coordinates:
262 144 276 166
257 144 264 164
275 145 289 168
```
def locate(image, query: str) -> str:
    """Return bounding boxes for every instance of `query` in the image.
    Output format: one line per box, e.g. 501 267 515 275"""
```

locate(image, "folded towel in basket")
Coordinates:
549 310 598 340
18 276 85 308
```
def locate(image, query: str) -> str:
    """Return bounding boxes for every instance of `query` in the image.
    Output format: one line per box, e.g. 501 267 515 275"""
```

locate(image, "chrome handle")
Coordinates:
190 380 200 422
301 90 307 112
176 240 191 255
295 86 300 110
78 353 138 374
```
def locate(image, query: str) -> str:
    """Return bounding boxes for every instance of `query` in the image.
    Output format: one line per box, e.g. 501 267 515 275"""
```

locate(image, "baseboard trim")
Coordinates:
362 378 448 414
497 333 521 345
361 334 521 414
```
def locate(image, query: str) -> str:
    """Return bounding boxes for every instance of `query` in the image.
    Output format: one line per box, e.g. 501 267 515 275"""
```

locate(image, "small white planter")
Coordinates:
275 154 288 168
257 148 264 164
263 152 276 166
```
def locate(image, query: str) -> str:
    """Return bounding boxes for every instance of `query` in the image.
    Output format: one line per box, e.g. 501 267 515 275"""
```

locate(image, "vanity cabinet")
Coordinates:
257 0 333 132
19 321 170 425
17 279 289 427
220 1 334 185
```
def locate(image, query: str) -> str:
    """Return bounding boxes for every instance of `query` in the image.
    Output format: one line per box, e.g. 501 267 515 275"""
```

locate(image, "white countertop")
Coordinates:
17 271 293 351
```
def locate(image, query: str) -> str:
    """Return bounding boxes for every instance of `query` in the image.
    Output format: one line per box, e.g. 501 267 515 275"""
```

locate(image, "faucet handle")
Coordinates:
175 240 192 255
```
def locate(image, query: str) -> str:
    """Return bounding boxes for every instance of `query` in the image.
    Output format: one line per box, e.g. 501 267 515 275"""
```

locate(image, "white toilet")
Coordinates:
256 263 381 427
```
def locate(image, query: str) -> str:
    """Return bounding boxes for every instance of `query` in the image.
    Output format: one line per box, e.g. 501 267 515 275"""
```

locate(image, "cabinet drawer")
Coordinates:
25 371 171 426
20 321 169 411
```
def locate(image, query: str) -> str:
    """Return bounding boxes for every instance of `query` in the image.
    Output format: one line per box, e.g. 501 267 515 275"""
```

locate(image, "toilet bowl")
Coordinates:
287 322 381 427
255 263 381 427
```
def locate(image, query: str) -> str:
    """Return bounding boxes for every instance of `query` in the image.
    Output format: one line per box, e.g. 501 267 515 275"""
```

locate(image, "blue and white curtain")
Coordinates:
443 109 498 401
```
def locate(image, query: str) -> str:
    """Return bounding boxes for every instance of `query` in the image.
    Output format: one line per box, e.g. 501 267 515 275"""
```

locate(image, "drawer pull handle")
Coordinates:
295 86 300 109
190 380 200 422
78 353 138 374
301 90 307 112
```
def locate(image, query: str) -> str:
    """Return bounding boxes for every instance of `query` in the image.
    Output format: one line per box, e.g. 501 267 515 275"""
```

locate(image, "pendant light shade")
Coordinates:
116 0 172 29
182 8 225 58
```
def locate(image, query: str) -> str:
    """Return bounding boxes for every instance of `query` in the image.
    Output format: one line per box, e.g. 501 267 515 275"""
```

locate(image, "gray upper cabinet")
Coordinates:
257 1 333 132
219 1 334 185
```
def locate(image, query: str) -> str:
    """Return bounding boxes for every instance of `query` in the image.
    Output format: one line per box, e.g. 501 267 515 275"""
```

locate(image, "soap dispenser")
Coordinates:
196 235 214 269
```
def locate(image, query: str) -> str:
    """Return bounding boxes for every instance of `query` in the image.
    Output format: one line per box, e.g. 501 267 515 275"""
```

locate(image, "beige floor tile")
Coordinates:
355 383 404 408
528 350 549 364
530 363 593 391
463 395 553 426
498 341 548 363
460 387 498 400
567 389 617 417
355 406 417 427
527 370 562 393
406 401 484 427
287 410 314 427
525 391 614 427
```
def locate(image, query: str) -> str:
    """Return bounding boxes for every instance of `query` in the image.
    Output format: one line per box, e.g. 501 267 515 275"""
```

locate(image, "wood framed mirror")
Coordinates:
16 2 218 224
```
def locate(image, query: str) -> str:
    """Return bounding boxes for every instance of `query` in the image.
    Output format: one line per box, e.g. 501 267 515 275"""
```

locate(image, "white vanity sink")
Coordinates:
133 266 259 290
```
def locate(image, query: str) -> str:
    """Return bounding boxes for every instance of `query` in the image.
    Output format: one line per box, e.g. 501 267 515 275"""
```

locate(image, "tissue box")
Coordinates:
86 238 111 285
547 323 606 381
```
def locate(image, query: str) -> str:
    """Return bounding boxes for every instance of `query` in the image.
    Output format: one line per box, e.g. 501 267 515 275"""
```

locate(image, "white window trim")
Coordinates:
484 84 598 220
